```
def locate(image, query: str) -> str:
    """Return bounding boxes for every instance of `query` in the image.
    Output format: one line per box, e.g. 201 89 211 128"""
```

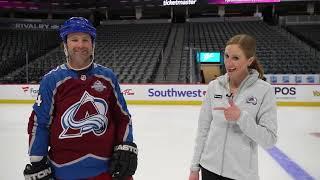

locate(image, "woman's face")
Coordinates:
224 44 253 81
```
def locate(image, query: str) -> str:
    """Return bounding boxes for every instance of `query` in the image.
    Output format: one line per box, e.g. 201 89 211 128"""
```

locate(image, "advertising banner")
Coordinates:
265 74 320 84
0 84 39 100
208 0 280 4
120 84 207 101
163 0 198 6
0 18 63 30
273 84 320 102
1 84 319 105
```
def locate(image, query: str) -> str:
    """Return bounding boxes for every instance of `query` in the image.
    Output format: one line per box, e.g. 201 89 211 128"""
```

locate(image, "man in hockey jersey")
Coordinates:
23 17 138 180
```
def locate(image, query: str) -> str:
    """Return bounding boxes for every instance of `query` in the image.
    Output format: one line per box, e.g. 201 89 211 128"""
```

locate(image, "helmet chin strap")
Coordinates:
63 43 95 71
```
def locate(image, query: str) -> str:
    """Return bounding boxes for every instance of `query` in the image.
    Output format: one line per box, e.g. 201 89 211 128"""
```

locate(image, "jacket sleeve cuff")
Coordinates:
236 110 248 127
190 165 200 172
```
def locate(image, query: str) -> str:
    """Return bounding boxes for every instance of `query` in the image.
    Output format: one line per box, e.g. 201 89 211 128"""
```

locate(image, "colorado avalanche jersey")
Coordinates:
27 63 133 179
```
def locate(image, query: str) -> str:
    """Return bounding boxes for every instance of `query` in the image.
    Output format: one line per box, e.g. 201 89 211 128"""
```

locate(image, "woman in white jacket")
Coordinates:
189 34 277 180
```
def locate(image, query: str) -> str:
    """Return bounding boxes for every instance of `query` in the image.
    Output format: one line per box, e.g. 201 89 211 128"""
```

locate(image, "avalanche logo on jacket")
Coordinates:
59 91 108 139
246 96 257 105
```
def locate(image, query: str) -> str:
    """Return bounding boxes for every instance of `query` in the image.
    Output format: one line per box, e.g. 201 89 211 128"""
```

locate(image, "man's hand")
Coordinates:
23 157 54 180
110 142 138 179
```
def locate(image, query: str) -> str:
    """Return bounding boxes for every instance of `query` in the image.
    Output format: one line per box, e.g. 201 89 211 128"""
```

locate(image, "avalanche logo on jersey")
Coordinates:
59 91 108 139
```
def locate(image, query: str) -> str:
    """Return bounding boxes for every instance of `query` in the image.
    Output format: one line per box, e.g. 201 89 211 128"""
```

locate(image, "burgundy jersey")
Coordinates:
27 63 134 179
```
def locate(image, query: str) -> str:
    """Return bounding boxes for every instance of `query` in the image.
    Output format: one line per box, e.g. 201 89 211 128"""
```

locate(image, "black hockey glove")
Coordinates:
23 157 54 180
110 142 138 179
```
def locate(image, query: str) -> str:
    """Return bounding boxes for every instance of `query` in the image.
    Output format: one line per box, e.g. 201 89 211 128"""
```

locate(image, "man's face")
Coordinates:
66 32 93 67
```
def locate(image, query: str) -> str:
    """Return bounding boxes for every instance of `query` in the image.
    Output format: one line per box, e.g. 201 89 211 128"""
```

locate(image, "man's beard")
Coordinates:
70 51 91 61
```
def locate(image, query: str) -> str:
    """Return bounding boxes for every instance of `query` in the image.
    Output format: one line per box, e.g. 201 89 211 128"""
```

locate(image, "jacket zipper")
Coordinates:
220 84 232 176
219 73 252 176
220 122 230 175
249 141 253 169
220 83 240 176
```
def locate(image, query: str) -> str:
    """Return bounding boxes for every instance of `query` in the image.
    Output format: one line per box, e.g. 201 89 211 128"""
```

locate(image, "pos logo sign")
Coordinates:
274 86 296 95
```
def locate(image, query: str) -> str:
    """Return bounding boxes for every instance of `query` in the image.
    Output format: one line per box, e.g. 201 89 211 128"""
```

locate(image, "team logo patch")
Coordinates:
246 96 257 105
59 91 108 139
91 80 106 92
80 75 86 81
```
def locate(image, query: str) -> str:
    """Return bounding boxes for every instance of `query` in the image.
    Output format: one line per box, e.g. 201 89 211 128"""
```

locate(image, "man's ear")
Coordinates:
63 43 68 57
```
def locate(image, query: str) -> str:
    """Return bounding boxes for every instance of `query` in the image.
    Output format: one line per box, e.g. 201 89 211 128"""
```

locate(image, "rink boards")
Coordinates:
0 84 319 106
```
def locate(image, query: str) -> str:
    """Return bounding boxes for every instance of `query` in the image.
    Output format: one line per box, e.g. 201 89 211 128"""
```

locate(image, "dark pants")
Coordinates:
201 166 235 180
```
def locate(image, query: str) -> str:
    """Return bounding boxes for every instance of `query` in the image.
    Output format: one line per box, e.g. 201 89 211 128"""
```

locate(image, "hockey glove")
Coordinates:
24 157 54 180
110 142 138 178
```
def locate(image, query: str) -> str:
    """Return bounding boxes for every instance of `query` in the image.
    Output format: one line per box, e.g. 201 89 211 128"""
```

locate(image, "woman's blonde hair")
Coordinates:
226 34 264 79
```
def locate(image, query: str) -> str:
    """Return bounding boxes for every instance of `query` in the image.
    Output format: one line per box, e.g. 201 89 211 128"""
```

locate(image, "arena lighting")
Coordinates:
29 6 38 9
208 0 280 4
0 0 39 9
163 0 197 6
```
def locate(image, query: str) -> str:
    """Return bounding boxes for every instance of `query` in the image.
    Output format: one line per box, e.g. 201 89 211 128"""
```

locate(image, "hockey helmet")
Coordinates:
59 17 96 43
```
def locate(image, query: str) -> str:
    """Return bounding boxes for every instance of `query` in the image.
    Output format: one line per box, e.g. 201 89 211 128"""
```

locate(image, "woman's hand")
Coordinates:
189 170 199 180
213 99 241 121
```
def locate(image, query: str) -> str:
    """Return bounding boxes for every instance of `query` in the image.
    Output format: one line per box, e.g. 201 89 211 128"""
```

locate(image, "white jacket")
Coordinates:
191 70 277 180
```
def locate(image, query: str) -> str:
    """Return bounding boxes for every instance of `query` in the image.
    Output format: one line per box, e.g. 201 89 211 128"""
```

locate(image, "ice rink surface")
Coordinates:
0 104 319 180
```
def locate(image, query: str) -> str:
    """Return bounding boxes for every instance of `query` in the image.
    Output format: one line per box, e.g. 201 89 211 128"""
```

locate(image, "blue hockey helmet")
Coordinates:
59 17 96 42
